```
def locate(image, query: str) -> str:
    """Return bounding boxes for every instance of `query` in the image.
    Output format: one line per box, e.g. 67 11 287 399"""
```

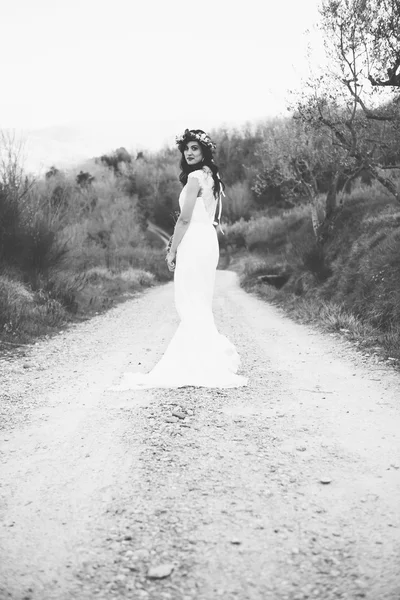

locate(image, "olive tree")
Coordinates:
287 0 400 244
253 118 347 238
363 0 400 89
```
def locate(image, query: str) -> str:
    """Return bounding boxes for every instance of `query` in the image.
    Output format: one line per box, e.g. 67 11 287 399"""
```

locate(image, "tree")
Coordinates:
285 0 400 243
76 170 95 187
253 118 349 237
99 147 132 174
320 1 400 119
363 0 400 88
0 131 33 263
0 131 31 199
45 165 60 180
318 0 400 193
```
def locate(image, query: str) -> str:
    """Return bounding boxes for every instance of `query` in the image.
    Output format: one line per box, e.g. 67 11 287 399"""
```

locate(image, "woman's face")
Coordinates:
184 140 203 165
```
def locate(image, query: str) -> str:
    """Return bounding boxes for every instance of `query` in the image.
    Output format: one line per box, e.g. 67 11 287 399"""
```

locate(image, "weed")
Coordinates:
230 181 400 361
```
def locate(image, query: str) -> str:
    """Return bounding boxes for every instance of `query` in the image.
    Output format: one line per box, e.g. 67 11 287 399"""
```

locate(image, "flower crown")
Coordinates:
175 129 216 152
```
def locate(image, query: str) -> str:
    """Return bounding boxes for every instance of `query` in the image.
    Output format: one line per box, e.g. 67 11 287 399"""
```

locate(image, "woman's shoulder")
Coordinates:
188 166 212 182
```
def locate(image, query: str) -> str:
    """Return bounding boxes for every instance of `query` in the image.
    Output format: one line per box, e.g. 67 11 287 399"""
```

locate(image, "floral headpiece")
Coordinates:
175 129 216 152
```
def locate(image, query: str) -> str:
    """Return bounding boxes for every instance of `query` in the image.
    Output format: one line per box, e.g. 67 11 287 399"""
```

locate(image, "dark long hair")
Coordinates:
177 129 225 199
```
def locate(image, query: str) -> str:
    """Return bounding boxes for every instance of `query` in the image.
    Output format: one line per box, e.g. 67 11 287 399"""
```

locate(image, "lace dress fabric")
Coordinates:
111 166 247 389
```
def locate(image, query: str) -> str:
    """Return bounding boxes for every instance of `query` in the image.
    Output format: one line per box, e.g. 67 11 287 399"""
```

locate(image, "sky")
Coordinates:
0 0 323 169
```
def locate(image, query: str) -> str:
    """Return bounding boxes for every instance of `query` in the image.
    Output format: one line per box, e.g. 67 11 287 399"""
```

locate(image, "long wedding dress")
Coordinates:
111 166 247 389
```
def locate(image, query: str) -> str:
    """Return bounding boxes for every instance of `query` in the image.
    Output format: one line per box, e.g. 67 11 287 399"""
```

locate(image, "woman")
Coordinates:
112 129 247 389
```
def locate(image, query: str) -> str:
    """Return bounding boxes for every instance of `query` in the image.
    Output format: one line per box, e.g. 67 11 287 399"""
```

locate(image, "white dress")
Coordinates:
111 166 247 389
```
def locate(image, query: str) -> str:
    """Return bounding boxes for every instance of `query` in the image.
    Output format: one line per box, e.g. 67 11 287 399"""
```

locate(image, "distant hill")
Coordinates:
15 120 175 175
12 118 245 176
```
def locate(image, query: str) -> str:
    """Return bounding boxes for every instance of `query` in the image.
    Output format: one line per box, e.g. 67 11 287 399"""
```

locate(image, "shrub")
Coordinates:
118 268 155 286
232 181 400 356
224 203 314 253
76 171 95 187
0 142 177 344
323 225 400 329
85 267 154 287
286 219 332 282
223 219 248 250
76 267 156 313
0 275 34 329
0 274 66 337
41 269 87 313
223 181 253 222
127 246 171 282
237 253 292 288
99 147 132 173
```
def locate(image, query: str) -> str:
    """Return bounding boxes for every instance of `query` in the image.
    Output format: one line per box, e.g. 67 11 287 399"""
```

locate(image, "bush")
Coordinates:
321 215 400 329
0 141 175 345
40 269 87 313
127 246 171 282
0 274 66 337
223 219 248 250
239 253 291 285
0 275 34 330
85 266 155 287
223 181 253 222
224 203 314 252
286 219 332 282
0 174 71 286
231 181 400 358
76 267 156 313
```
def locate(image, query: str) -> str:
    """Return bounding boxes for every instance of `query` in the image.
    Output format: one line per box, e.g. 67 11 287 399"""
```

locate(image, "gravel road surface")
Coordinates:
0 271 399 600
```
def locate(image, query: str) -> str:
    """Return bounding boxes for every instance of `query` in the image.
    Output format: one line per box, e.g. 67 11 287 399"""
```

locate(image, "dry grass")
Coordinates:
229 182 400 363
0 265 159 345
241 276 400 362
0 274 67 340
223 181 253 222
0 157 171 347
76 267 157 314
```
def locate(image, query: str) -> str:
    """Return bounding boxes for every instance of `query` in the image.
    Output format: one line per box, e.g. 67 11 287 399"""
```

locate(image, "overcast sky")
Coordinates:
0 0 322 167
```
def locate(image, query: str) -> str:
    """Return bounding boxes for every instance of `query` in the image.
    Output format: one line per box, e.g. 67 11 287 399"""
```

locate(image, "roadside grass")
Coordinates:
0 159 171 350
240 273 400 362
0 261 164 347
226 182 400 365
77 266 157 313
0 273 68 341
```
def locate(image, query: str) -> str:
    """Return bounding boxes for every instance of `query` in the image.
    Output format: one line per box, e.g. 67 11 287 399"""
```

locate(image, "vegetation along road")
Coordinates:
0 271 399 600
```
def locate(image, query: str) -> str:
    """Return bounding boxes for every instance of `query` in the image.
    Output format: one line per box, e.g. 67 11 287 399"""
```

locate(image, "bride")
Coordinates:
112 128 247 389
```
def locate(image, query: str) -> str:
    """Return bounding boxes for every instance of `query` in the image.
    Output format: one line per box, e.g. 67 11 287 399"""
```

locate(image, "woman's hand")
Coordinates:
166 251 176 272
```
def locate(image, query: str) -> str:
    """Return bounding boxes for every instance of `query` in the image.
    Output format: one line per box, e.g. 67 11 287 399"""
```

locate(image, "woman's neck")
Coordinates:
187 162 204 172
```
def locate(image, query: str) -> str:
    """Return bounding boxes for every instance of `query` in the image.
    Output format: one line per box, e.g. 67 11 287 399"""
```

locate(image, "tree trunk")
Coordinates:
310 202 320 240
316 173 341 245
291 159 321 241
325 170 341 220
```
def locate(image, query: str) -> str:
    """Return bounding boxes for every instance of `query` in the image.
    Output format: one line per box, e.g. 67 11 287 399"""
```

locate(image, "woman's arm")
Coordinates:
166 177 200 268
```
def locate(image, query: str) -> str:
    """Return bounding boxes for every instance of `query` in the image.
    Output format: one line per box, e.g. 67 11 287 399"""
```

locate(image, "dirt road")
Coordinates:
0 271 399 600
